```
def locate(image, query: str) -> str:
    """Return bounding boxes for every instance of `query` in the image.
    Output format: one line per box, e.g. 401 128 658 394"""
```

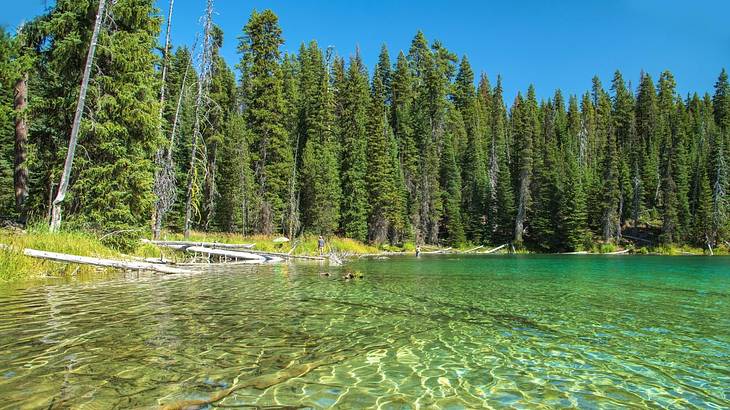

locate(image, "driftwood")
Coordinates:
421 247 452 254
562 251 590 255
247 250 326 261
23 248 193 274
605 249 630 255
156 244 269 262
146 239 255 250
484 244 508 254
460 245 484 253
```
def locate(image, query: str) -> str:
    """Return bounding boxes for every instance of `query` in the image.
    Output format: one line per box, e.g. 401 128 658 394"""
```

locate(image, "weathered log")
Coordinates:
421 247 453 254
460 245 484 253
146 239 255 249
484 244 507 254
158 244 268 262
245 250 326 261
605 249 630 255
23 248 193 274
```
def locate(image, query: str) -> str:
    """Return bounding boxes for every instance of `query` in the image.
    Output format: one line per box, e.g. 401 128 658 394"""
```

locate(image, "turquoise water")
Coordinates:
0 255 728 408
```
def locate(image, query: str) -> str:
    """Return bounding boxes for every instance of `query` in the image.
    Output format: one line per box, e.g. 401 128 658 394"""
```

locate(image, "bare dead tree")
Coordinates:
50 0 107 232
151 0 176 240
183 0 214 239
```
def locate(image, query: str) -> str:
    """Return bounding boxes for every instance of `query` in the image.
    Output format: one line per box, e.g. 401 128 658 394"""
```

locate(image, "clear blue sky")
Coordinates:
4 0 729 103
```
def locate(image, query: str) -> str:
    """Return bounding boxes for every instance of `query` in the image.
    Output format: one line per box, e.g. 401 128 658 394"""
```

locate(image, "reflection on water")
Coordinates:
0 255 729 409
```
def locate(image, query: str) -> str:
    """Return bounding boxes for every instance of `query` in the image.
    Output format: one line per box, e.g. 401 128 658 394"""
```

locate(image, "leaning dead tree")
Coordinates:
183 0 214 239
49 0 107 232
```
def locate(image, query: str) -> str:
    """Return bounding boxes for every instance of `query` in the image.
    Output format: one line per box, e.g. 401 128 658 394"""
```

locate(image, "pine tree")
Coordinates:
299 42 341 235
454 56 487 242
594 79 621 242
367 64 406 243
489 77 514 243
636 72 661 216
203 25 237 230
709 69 729 246
391 51 419 241
338 52 370 241
238 9 293 234
512 86 538 246
215 114 253 233
531 98 562 251
439 104 466 245
409 31 446 244
611 71 639 227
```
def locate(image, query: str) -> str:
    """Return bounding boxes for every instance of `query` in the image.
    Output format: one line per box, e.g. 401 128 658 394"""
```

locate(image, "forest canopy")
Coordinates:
1 0 728 252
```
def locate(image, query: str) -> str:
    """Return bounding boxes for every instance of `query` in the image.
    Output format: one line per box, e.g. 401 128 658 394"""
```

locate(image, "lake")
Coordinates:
0 255 728 408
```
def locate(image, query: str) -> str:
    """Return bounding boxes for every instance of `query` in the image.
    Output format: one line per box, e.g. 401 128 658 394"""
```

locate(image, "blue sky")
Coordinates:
4 0 729 102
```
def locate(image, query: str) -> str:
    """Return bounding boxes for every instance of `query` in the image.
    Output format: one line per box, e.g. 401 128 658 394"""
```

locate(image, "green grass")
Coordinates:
157 230 380 255
0 225 123 282
3 225 727 282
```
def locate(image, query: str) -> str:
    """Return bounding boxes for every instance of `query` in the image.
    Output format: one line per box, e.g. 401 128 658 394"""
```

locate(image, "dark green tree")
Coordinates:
338 52 370 241
238 9 293 234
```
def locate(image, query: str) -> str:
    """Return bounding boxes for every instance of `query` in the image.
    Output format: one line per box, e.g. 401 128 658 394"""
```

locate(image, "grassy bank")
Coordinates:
0 227 124 281
0 228 384 282
2 226 727 282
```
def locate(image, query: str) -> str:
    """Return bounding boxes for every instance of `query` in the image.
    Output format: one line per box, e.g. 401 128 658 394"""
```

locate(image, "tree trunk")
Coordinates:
14 72 29 224
50 0 107 232
514 171 529 244
151 0 175 239
152 60 190 240
183 0 214 239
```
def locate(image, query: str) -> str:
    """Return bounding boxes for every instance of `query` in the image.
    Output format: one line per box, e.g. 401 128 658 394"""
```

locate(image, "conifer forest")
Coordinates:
1 0 729 253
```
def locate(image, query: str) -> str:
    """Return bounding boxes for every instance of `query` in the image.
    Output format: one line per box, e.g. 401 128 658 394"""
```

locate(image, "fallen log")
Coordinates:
246 250 326 261
422 247 452 254
460 245 484 253
23 248 193 274
157 244 269 262
605 249 630 255
145 239 255 250
484 244 507 254
562 251 590 255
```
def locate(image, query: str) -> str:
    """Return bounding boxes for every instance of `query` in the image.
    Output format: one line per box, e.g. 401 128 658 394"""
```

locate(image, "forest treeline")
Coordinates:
0 1 728 252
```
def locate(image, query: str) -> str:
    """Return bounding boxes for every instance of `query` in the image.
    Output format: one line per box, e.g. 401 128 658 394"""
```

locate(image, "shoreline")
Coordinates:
1 227 727 282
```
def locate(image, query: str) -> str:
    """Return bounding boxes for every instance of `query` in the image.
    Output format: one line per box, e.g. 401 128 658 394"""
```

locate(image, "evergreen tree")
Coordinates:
489 77 514 243
204 26 237 230
636 72 661 216
512 86 538 246
594 79 621 242
238 9 293 234
299 42 341 235
367 64 406 243
338 52 370 241
391 51 419 240
454 56 487 242
709 69 729 246
439 104 466 245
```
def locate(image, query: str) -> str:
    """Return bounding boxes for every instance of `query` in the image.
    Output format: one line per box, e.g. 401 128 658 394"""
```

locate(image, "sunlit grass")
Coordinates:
0 224 122 282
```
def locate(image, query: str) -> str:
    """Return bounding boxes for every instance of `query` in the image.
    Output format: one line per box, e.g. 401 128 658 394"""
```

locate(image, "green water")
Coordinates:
0 255 728 409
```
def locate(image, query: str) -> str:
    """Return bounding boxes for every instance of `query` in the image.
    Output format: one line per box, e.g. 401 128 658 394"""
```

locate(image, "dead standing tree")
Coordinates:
183 0 214 239
50 0 107 232
151 0 176 240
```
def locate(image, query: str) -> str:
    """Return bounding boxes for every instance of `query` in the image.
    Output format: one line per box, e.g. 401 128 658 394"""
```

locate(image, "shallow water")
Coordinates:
0 255 729 409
